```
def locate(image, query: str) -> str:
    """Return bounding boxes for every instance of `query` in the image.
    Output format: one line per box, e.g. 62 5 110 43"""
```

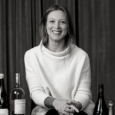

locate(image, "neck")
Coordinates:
46 39 66 52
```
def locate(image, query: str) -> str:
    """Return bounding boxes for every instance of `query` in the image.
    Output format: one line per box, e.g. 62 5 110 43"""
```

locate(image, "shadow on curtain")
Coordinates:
0 0 115 114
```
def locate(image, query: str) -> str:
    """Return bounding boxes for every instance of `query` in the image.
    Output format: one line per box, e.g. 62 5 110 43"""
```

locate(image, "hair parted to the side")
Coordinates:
39 4 75 46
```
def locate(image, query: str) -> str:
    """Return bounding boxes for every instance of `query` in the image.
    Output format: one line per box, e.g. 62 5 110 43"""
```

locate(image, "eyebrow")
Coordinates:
48 18 66 21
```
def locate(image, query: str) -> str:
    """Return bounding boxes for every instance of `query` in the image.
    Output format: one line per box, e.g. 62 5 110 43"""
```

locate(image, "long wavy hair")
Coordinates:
39 4 75 46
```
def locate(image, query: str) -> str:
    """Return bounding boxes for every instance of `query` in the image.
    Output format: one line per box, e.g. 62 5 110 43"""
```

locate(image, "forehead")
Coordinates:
47 10 66 20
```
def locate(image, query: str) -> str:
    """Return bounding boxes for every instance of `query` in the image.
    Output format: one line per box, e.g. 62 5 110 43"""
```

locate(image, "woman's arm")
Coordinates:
74 54 92 110
44 97 55 108
24 52 49 107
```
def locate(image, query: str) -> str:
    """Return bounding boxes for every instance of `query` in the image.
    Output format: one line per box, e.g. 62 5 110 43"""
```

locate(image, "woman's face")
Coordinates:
46 10 68 42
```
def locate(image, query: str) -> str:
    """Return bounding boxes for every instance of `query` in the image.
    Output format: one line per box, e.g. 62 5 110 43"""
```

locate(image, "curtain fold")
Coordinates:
78 0 98 101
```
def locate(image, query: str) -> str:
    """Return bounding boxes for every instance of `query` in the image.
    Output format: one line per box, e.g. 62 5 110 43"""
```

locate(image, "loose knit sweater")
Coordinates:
24 41 95 115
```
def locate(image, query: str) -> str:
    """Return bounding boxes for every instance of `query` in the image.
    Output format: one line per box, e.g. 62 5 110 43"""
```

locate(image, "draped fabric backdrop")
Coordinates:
0 0 115 114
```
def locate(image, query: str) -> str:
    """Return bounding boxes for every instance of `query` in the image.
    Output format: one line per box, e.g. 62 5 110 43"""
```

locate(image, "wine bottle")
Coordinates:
108 100 114 115
10 73 26 115
93 84 108 115
0 73 8 115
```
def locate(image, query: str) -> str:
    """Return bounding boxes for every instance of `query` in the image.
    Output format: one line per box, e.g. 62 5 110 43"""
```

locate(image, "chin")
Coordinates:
52 37 64 42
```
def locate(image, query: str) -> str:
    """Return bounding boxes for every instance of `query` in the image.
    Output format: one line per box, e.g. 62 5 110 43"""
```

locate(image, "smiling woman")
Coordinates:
39 5 75 50
46 10 68 52
24 4 94 115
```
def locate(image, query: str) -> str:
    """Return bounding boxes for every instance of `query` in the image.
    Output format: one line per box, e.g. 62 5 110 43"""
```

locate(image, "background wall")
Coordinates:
0 0 115 114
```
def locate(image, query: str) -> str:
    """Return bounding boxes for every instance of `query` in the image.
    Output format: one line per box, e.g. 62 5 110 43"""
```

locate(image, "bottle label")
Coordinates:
0 109 8 115
14 99 26 114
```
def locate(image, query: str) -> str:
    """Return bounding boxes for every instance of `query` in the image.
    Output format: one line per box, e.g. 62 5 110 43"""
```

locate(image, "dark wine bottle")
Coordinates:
108 100 114 115
10 73 26 115
93 84 108 115
0 73 8 115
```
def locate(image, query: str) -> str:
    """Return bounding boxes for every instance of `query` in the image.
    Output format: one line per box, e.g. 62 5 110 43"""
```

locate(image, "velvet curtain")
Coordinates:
0 0 115 114
78 0 115 107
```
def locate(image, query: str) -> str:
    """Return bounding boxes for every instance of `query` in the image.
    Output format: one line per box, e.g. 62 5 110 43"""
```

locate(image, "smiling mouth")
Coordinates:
52 30 62 34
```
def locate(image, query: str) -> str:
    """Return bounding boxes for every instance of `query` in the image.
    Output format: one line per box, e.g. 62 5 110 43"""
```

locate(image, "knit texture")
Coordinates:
24 41 94 115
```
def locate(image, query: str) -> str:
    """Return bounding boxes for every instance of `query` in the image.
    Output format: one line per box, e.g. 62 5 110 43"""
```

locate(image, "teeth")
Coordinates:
53 30 61 33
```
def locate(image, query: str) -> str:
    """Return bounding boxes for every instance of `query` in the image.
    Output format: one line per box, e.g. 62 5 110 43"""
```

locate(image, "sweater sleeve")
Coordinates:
74 54 92 110
24 51 49 107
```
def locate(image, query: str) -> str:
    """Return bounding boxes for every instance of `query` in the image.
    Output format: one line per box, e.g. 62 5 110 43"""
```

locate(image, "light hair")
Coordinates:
39 4 75 47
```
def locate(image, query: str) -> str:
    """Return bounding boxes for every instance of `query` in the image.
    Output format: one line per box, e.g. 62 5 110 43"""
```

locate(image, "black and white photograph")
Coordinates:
0 0 115 115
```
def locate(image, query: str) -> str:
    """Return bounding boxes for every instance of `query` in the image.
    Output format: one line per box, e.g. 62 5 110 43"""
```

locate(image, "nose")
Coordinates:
54 21 60 29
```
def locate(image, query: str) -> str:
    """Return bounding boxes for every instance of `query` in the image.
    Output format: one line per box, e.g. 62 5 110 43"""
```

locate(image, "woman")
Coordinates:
24 4 95 115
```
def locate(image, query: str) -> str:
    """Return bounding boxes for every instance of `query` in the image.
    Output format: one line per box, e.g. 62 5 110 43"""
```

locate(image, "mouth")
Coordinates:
52 30 62 34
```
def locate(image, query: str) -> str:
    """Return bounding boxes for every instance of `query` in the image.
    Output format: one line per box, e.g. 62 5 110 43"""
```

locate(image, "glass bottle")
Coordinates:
0 73 8 115
10 73 26 115
93 84 108 115
108 100 114 115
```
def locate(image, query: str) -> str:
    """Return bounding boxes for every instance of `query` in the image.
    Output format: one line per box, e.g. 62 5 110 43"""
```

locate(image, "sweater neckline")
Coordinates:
40 41 71 57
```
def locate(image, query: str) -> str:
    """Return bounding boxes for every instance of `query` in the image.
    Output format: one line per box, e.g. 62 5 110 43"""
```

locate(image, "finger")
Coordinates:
69 113 74 115
61 109 70 115
70 105 79 113
67 100 73 105
58 111 64 115
62 111 70 115
64 107 74 113
68 100 78 109
59 112 63 115
70 100 76 105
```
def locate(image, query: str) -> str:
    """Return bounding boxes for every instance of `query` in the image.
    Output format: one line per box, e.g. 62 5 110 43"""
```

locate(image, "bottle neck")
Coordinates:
15 74 20 88
15 82 20 87
108 101 114 115
108 106 113 115
98 85 104 97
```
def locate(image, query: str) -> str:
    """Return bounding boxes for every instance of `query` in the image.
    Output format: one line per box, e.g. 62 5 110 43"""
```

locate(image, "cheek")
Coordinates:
46 26 50 34
63 26 68 33
63 24 67 30
46 25 52 35
46 23 52 29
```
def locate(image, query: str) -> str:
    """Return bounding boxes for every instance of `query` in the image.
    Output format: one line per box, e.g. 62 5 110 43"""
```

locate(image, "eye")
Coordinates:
60 20 66 24
49 20 55 23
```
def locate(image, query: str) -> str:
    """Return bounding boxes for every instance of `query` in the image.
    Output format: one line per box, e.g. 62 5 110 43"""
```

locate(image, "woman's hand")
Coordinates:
52 99 74 115
67 100 82 112
52 99 82 115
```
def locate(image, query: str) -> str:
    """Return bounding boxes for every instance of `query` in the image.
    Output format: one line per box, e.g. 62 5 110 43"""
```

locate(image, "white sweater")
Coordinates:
24 41 94 115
